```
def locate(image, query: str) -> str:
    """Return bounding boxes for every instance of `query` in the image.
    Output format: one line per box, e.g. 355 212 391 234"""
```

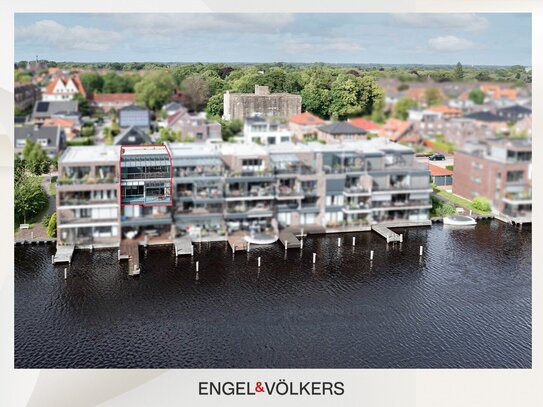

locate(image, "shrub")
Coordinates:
47 212 57 238
472 196 491 212
41 213 53 228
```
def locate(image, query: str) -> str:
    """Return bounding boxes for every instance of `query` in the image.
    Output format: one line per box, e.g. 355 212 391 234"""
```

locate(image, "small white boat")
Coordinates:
125 230 138 239
443 215 477 226
244 233 279 245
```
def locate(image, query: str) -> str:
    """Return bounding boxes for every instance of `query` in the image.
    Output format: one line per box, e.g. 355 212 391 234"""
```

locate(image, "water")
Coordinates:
15 220 531 368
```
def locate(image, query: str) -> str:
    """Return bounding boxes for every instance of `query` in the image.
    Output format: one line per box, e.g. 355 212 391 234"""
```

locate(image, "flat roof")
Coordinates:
120 145 169 156
61 145 119 164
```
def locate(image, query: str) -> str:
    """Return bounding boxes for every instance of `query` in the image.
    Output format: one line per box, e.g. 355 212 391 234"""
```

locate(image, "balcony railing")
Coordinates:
121 172 170 180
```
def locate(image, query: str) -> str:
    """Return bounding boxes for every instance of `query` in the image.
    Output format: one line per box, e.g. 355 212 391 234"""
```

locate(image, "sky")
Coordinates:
14 13 531 66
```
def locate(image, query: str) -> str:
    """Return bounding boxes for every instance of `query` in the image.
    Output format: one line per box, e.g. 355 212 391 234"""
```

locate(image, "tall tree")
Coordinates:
454 62 464 80
393 97 418 120
15 175 48 224
424 87 442 107
180 74 211 112
135 70 175 111
79 72 104 94
468 88 485 105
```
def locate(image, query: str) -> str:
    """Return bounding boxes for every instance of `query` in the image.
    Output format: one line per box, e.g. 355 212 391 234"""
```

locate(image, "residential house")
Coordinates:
379 118 416 143
167 110 221 142
42 75 86 101
243 116 292 145
288 112 326 141
15 83 41 111
316 122 368 144
496 105 532 123
114 126 152 145
348 118 382 135
428 164 453 188
31 100 79 123
89 93 136 112
14 125 66 158
42 117 80 140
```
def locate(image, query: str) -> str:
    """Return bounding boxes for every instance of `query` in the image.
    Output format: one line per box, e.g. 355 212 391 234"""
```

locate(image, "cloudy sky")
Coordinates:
15 13 531 66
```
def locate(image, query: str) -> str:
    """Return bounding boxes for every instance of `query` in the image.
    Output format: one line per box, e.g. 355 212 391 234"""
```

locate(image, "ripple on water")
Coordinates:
15 220 531 368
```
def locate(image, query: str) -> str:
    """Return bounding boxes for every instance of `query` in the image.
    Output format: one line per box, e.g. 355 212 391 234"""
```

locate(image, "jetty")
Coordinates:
227 232 248 252
278 230 301 249
371 225 401 243
52 244 75 264
119 240 140 275
173 236 193 256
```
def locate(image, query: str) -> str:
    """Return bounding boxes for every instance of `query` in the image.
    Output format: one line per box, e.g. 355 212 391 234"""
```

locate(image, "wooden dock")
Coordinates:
173 236 193 256
52 244 75 264
278 230 301 249
283 224 326 236
371 225 402 243
119 240 140 276
227 232 248 252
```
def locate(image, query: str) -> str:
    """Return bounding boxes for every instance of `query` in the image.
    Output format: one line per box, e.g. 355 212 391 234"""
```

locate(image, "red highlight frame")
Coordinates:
119 144 174 207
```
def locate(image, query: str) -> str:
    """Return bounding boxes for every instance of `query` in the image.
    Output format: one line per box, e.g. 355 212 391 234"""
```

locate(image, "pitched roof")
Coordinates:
90 93 136 103
32 100 79 118
496 104 532 115
348 118 381 131
428 105 461 115
464 111 504 123
119 104 149 112
114 126 152 145
318 122 367 135
14 125 63 148
45 74 85 95
288 111 325 125
379 118 412 141
429 164 453 177
42 117 76 128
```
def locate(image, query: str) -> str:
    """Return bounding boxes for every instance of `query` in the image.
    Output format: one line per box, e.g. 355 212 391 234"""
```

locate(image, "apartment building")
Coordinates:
120 145 173 206
57 138 431 246
453 138 532 218
243 116 292 145
56 146 121 246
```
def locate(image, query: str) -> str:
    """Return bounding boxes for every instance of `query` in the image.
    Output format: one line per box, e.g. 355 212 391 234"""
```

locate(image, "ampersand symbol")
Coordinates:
255 382 264 393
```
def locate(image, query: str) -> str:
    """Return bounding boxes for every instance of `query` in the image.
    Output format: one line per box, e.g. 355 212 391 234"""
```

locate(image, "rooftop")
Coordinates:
60 145 119 164
318 122 368 135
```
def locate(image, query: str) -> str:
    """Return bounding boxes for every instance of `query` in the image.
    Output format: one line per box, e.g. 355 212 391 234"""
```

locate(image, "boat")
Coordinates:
244 233 279 245
125 230 139 239
443 215 477 226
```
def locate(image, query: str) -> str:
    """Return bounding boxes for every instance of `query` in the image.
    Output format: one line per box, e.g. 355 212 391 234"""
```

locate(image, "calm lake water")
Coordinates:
15 220 531 368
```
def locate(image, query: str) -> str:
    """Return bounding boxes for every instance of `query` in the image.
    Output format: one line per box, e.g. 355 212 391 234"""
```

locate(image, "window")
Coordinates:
37 138 48 147
16 139 26 148
506 171 524 183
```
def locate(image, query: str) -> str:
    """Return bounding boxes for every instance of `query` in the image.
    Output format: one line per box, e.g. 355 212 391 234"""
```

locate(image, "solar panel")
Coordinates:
36 102 49 112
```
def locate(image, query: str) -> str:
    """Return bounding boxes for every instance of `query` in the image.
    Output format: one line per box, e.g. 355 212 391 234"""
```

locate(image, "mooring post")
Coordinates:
191 245 194 256
51 255 54 265
400 234 403 243
419 245 423 256
196 261 199 272
352 236 356 246
257 257 261 267
64 268 67 280
337 237 341 247
370 250 374 260
247 242 251 252
232 244 235 254
301 227 304 236
312 252 316 264
285 240 288 251
300 238 304 249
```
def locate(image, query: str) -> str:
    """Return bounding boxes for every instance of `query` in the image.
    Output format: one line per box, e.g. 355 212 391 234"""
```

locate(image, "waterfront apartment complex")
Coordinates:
453 138 532 218
56 138 431 246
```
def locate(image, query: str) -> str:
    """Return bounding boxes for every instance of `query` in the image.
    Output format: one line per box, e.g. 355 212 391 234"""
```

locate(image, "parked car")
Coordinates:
429 153 446 161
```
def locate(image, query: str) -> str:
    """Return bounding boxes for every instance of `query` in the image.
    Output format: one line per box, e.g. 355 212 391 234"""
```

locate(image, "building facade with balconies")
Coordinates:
453 138 532 218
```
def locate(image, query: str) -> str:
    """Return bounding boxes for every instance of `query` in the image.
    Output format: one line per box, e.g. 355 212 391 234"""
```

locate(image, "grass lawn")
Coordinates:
434 189 492 216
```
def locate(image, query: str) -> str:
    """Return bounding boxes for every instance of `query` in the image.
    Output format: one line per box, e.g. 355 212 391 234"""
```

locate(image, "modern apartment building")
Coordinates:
243 116 292 145
453 138 532 218
120 145 173 206
57 138 431 246
56 146 120 246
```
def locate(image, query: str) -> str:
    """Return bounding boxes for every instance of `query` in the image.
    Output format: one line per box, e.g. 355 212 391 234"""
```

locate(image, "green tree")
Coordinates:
328 74 384 120
23 140 50 175
73 93 90 116
393 97 418 120
47 212 57 238
219 119 243 141
468 88 485 105
155 128 181 144
135 70 175 111
424 87 442 107
301 82 331 118
79 72 104 94
15 175 48 224
205 93 224 118
180 74 211 112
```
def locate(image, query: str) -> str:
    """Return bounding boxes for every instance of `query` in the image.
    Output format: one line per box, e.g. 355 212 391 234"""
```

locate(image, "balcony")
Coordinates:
58 175 119 185
121 171 170 180
503 192 532 205
343 186 371 197
371 200 431 210
276 185 304 200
